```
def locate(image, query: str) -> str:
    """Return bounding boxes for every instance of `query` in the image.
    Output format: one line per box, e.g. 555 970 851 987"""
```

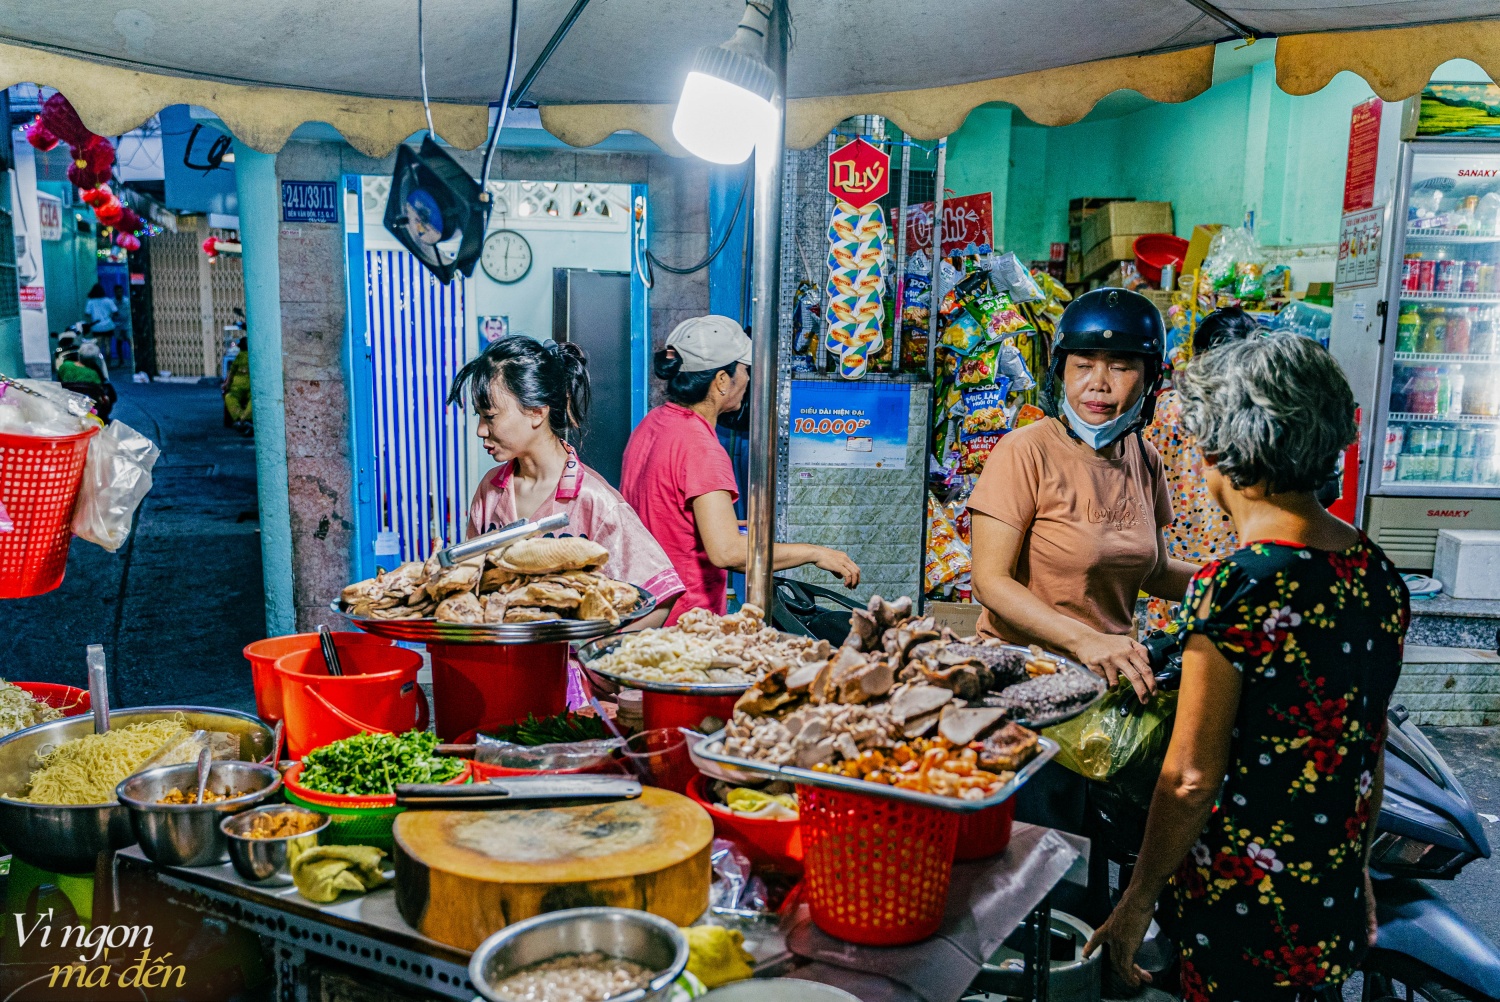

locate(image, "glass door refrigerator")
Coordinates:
1366 142 1500 569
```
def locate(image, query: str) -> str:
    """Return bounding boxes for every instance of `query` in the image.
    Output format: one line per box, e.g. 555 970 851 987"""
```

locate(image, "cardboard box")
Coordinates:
1143 289 1173 313
1068 196 1133 228
1182 223 1223 277
1082 233 1139 281
1081 201 1174 255
927 600 982 636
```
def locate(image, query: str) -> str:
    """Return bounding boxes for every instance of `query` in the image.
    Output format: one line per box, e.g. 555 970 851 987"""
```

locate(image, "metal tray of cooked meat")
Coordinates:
331 586 657 645
986 647 1108 731
575 635 757 696
692 729 1060 814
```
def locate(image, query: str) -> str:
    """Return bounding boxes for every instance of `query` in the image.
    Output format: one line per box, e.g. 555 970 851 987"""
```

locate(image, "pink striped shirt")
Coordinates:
466 446 685 606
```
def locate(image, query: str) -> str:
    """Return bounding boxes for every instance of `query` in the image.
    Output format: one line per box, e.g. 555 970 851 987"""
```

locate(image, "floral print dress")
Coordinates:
1170 536 1409 1000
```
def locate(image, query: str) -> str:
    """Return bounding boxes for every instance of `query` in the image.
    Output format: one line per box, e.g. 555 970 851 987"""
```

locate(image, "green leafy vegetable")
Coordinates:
481 712 608 747
298 730 463 796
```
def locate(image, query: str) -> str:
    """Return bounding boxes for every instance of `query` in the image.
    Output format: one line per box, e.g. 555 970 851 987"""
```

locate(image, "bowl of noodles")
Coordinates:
0 706 274 873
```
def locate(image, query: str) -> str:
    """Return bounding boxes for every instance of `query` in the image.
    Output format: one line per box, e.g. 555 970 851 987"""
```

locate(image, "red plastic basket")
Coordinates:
0 426 98 598
797 784 959 945
12 682 90 718
954 798 1016 862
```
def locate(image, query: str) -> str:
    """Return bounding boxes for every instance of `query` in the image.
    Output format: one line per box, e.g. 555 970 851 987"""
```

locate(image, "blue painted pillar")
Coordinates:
233 147 296 637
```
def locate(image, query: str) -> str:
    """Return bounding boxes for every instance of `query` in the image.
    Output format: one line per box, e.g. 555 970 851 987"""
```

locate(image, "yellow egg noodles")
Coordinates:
21 716 193 805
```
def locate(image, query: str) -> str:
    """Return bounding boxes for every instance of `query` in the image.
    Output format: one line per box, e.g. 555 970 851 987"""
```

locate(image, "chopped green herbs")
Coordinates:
481 712 608 747
298 730 463 796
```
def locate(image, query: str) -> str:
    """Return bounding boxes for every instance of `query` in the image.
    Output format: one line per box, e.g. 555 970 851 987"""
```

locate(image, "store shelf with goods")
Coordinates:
1395 352 1500 363
1402 292 1500 304
1390 411 1500 424
1406 231 1500 244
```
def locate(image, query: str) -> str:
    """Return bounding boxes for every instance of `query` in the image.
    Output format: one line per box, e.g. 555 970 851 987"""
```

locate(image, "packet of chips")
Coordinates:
996 338 1036 392
959 429 1004 475
985 252 1045 304
961 384 1010 435
940 312 985 356
958 341 1002 387
1013 403 1046 428
925 495 970 593
975 291 1036 339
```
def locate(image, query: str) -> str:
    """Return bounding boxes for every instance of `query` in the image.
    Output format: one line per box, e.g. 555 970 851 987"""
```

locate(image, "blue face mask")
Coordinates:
1060 393 1146 450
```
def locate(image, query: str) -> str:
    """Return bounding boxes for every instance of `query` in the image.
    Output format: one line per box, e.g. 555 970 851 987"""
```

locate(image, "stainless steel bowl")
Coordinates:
222 805 329 885
117 761 282 867
0 706 274 874
469 907 689 1002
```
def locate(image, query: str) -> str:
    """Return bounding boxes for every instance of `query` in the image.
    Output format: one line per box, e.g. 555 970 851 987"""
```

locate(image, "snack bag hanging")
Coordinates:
825 199 889 379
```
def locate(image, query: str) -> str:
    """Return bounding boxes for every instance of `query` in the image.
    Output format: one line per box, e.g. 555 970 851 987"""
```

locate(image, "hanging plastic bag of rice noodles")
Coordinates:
1045 680 1177 784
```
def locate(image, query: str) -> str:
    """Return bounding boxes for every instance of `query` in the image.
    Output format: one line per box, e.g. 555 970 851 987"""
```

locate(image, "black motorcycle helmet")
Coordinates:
1040 287 1167 434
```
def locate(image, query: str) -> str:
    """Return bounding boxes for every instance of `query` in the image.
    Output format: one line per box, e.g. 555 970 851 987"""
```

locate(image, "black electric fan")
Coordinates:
383 135 489 283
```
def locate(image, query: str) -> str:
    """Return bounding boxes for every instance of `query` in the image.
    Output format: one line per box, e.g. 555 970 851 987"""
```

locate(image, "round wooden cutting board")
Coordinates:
392 787 714 950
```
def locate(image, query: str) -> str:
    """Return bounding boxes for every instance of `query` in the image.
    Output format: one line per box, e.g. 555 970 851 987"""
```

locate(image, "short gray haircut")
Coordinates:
1176 332 1356 494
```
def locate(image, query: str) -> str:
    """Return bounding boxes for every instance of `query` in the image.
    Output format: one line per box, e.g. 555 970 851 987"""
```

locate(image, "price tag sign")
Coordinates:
827 138 890 209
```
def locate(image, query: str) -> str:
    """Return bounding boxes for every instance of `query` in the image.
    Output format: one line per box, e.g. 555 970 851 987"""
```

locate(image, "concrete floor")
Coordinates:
0 380 264 714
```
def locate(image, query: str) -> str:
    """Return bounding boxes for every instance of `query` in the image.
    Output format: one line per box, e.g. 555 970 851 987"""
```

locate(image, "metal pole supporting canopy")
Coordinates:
744 0 788 613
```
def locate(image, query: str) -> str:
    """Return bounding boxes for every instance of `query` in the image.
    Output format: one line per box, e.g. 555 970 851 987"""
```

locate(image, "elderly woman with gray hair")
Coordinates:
1085 334 1409 1001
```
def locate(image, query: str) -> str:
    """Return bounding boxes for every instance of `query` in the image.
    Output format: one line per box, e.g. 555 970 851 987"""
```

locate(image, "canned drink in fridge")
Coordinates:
1481 264 1497 294
1438 454 1458 481
1437 259 1461 294
1459 425 1478 457
1385 424 1406 458
1456 456 1476 482
1420 259 1438 292
1396 453 1418 481
1463 260 1483 295
1403 257 1419 292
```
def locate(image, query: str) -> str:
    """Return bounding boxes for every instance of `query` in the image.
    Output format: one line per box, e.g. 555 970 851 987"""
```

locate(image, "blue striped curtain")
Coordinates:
364 249 473 561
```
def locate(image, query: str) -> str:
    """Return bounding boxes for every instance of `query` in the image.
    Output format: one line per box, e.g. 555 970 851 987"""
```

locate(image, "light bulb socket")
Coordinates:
689 1 776 102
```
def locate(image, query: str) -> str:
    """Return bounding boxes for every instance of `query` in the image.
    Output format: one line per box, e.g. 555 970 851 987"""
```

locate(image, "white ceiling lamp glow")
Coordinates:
672 2 778 164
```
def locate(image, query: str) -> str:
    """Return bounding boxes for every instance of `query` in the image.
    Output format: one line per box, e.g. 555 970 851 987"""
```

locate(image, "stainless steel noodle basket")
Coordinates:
0 707 274 873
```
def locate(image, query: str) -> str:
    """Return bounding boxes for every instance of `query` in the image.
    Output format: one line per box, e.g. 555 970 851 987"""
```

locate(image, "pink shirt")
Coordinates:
466 444 684 606
620 404 740 625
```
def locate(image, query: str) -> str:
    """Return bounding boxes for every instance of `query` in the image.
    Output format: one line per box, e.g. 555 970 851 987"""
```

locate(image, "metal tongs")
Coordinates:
394 775 642 810
435 512 570 568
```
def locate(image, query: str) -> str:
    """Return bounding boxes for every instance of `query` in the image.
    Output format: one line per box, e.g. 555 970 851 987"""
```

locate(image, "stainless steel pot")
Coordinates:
222 806 329 885
469 907 689 1002
0 706 274 873
117 761 282 866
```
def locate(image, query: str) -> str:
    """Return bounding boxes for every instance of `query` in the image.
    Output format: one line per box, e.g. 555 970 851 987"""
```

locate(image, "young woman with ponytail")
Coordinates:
449 335 683 629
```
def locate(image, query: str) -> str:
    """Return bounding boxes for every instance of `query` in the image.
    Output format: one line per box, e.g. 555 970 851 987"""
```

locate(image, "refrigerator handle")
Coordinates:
1377 299 1388 343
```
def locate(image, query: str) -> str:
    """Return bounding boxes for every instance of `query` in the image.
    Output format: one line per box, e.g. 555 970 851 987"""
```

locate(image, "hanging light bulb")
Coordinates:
672 2 778 164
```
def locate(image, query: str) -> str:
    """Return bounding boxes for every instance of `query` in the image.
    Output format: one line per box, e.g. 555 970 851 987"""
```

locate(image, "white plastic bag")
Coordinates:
0 378 93 437
71 420 160 552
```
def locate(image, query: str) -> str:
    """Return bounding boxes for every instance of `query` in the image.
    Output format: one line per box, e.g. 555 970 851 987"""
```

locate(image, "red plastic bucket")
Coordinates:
641 691 739 733
275 645 428 758
1132 233 1190 286
798 784 958 946
0 426 98 598
426 641 570 741
244 632 396 723
13 682 90 718
954 798 1016 861
686 774 803 873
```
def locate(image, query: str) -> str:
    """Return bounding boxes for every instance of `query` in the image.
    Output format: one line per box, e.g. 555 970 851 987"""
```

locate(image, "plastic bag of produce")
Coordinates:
1202 226 1259 291
72 419 160 552
1045 681 1177 782
473 733 624 771
984 252 1044 304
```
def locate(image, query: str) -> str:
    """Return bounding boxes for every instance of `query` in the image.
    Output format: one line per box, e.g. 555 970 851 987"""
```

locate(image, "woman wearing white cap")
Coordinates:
622 315 860 625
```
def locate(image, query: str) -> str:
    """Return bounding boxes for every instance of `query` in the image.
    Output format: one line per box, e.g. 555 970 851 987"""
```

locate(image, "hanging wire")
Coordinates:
478 0 522 197
635 166 752 288
417 0 436 136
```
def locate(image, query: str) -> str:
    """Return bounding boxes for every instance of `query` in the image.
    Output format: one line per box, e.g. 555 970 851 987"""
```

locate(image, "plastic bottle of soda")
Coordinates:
1396 304 1421 353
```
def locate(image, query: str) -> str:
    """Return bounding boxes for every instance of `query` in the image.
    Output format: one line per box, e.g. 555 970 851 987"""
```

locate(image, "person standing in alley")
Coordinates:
224 336 253 434
83 283 119 362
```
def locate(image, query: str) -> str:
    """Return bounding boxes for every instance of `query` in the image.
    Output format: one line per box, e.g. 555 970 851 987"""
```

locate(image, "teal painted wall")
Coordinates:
948 64 1382 267
38 181 98 332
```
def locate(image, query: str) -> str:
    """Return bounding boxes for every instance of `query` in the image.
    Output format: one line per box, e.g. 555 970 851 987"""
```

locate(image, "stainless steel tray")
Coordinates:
576 635 755 696
692 729 1060 814
332 586 657 646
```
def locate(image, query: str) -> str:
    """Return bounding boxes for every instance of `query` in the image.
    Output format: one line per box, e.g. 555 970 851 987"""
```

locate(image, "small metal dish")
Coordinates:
221 805 329 885
469 907 689 1002
117 761 282 867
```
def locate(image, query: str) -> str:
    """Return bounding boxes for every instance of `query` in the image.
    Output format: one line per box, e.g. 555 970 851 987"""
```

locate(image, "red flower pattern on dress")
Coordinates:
1346 795 1371 842
1179 958 1209 1002
1221 623 1278 658
1212 849 1267 887
1280 943 1328 987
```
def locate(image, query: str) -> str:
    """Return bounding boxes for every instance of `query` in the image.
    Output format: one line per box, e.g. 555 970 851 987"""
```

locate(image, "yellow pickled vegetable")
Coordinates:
682 925 754 988
724 788 797 820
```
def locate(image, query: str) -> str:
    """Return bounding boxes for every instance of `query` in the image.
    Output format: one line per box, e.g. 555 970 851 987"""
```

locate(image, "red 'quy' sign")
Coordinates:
905 192 994 257
827 138 890 209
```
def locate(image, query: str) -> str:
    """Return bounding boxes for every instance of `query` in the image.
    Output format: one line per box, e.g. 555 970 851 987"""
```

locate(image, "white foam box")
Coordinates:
1433 529 1500 599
